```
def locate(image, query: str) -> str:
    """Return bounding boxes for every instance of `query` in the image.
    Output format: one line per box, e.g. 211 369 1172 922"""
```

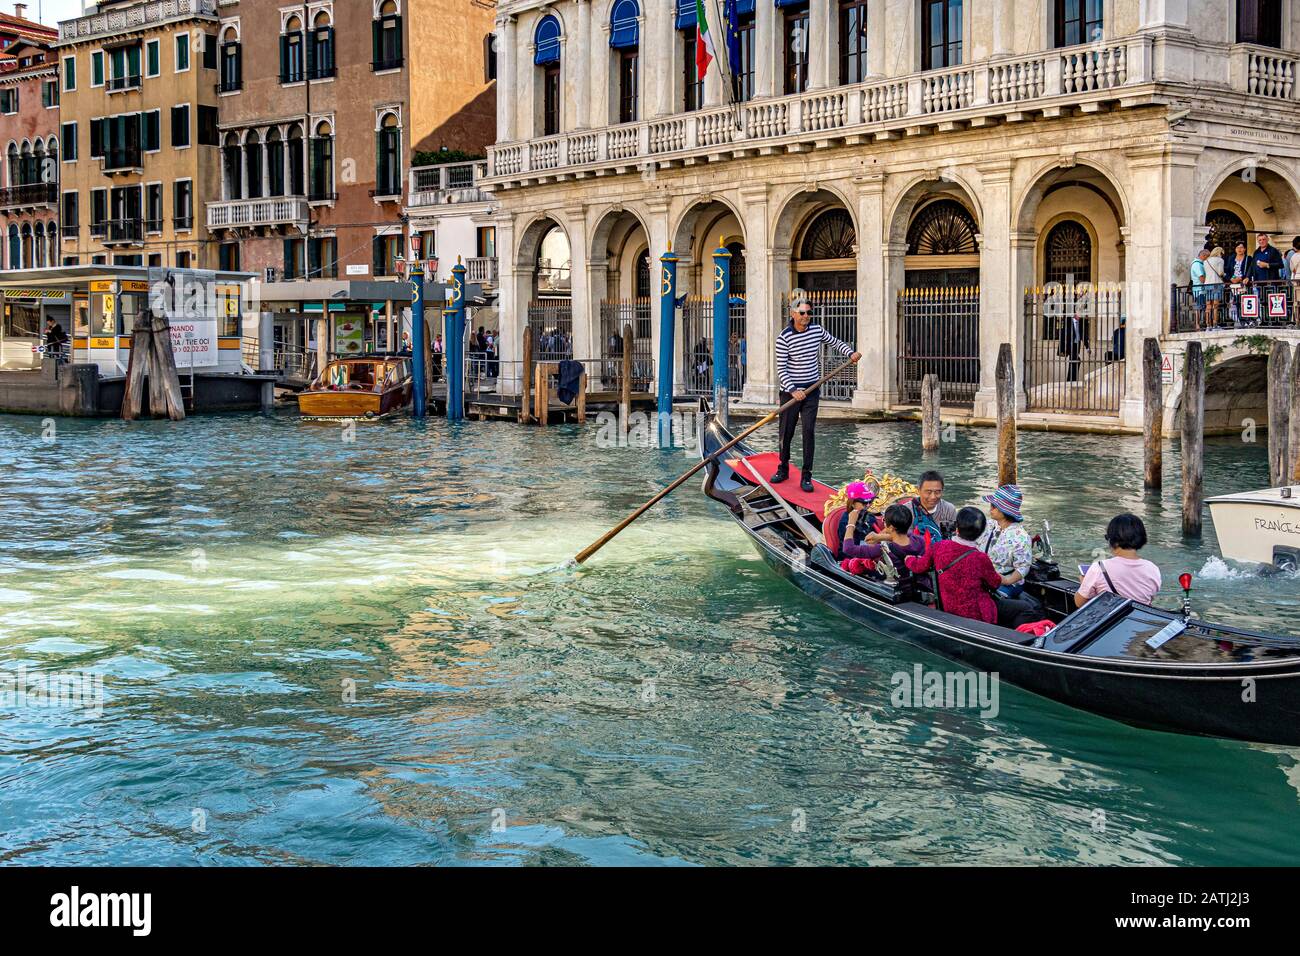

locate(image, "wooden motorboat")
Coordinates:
697 406 1300 745
1207 486 1300 570
298 355 413 420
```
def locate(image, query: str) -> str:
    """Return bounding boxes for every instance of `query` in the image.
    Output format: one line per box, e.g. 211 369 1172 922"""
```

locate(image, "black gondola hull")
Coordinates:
699 410 1300 746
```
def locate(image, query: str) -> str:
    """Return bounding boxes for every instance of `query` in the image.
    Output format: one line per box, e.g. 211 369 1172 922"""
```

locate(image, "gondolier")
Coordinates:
772 293 860 493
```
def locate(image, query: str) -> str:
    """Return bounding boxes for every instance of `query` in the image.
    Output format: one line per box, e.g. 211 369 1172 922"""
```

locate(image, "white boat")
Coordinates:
1206 486 1300 570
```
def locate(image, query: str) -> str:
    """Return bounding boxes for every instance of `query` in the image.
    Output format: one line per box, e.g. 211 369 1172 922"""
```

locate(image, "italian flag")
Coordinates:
695 0 715 78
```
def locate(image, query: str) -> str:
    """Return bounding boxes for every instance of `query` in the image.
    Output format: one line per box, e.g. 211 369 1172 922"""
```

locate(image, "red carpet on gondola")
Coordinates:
727 453 836 512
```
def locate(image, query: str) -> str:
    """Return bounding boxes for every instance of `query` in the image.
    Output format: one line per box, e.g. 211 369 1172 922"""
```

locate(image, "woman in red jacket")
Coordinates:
906 506 1005 624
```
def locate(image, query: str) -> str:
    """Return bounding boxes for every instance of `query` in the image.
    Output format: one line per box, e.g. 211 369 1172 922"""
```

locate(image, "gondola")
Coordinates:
697 405 1300 745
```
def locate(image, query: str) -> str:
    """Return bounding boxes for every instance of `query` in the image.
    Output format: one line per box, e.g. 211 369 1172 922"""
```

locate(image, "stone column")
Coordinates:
561 34 577 132
564 209 593 369
496 15 517 142
865 0 885 77
739 182 773 404
992 0 1013 57
646 198 672 382
853 172 887 410
1139 0 1189 29
592 12 611 127
808 0 834 91
575 0 591 128
1123 143 1201 430
496 213 523 395
522 42 538 139
646 1 676 117
755 0 778 99
974 160 1014 420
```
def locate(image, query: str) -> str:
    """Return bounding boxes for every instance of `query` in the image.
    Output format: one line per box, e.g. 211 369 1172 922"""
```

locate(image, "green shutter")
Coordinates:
92 51 103 85
372 19 380 66
147 40 158 76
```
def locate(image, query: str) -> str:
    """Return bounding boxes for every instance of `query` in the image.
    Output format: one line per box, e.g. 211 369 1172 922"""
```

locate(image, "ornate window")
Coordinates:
1207 208 1247 254
310 120 334 200
800 209 856 260
611 0 639 123
906 199 978 255
281 15 304 83
220 25 241 92
1043 220 1092 287
375 112 401 197
783 4 809 96
373 0 402 71
535 15 562 135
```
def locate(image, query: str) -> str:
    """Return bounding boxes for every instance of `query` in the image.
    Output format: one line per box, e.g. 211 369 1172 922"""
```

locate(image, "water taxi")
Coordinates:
1207 486 1300 571
298 355 413 420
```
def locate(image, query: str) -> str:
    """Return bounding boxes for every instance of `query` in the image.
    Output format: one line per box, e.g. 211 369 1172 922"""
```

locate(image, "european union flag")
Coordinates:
724 0 741 86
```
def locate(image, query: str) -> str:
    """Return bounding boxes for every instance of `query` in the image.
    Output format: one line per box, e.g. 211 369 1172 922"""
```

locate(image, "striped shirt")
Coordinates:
775 322 853 392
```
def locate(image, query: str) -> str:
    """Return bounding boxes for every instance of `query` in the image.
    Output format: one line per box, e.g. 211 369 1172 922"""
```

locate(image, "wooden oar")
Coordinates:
574 358 856 564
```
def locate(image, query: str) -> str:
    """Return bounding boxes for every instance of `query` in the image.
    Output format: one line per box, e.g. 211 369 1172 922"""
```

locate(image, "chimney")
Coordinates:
14 3 26 19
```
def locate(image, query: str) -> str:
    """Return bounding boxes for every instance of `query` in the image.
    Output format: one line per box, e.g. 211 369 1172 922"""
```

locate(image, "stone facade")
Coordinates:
486 0 1300 430
1 31 60 270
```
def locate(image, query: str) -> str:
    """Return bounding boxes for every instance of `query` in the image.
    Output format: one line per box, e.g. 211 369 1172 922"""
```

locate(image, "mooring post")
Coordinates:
1267 340 1292 487
711 237 731 428
921 373 940 452
620 321 633 422
1143 337 1163 489
657 243 680 447
445 258 467 421
1290 347 1300 483
1182 341 1205 537
409 261 427 419
996 343 1017 486
520 325 534 424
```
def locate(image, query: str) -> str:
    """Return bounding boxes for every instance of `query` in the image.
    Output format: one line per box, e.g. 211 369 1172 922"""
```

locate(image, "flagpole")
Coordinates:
706 0 742 129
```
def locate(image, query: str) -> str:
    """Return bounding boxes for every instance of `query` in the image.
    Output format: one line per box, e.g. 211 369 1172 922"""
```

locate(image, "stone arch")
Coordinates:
1013 156 1130 237
1170 349 1273 435
1198 155 1300 244
590 203 651 301
886 170 984 249
671 194 745 295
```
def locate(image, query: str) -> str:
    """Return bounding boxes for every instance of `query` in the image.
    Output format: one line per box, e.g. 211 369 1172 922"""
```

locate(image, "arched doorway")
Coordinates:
1206 208 1246 255
672 198 747 398
795 208 856 291
524 218 572 360
591 207 652 391
1043 220 1092 286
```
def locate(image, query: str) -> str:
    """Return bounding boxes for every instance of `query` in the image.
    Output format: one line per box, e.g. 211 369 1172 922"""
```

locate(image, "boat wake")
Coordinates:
1198 555 1300 581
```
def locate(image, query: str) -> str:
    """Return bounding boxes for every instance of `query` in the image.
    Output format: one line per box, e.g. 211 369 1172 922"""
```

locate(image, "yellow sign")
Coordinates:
103 294 115 316
2 289 66 299
89 280 148 293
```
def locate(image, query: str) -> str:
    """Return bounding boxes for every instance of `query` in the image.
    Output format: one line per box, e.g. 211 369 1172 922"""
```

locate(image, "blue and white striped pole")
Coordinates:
445 258 467 421
711 237 731 428
657 243 679 447
409 262 426 419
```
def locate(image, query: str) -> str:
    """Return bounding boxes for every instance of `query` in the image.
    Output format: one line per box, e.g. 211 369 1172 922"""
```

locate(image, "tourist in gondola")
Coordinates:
836 481 877 557
771 294 860 494
905 506 1003 624
905 470 957 540
1074 513 1163 607
976 484 1033 598
843 503 925 585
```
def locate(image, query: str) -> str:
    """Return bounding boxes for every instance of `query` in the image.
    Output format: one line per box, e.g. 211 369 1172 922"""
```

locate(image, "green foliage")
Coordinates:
1232 334 1274 356
412 149 485 168
1202 344 1225 367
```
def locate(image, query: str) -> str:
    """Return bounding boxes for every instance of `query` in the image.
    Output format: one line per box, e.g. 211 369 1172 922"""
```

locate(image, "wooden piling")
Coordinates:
150 313 186 420
121 323 150 421
1267 340 1292 488
121 310 184 421
995 343 1017 486
1142 337 1163 489
1182 342 1205 538
1291 349 1300 483
519 326 533 424
620 322 633 422
535 360 550 427
920 373 940 452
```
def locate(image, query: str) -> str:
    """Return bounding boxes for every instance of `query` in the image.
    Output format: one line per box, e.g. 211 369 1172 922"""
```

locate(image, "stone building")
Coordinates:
56 0 224 268
205 0 497 285
1 10 60 271
485 0 1300 431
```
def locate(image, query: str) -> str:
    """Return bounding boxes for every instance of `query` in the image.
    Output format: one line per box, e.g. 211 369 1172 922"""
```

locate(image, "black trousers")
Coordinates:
777 385 820 473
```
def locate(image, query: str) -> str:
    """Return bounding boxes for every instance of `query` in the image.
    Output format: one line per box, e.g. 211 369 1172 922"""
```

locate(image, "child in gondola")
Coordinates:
837 482 878 562
842 504 926 585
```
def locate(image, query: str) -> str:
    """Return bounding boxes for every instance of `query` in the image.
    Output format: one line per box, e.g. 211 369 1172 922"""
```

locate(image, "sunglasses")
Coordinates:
797 309 812 316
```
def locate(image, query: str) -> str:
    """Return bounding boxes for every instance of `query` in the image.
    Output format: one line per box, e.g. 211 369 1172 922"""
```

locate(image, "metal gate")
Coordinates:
778 291 857 402
897 286 980 406
599 298 655 392
1023 284 1124 414
527 300 573 361
680 296 748 398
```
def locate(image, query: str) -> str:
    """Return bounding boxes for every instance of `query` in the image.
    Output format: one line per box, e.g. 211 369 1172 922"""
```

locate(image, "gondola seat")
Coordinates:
823 507 846 558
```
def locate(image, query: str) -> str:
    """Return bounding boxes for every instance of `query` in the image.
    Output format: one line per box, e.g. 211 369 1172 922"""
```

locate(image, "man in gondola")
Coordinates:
772 293 860 494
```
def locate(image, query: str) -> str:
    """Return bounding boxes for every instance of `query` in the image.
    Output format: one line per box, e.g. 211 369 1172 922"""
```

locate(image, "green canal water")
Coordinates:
1 410 1298 866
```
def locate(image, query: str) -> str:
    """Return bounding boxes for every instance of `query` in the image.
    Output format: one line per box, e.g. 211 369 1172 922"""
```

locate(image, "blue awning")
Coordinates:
534 14 561 65
737 0 756 14
774 0 808 8
676 0 696 29
610 0 640 48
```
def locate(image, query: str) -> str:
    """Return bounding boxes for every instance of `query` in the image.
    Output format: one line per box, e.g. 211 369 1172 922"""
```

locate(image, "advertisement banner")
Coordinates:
169 316 219 367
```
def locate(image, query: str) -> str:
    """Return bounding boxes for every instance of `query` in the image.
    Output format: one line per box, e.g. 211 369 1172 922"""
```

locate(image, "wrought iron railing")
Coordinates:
1023 284 1125 415
1171 278 1300 332
527 300 573 361
896 286 981 407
